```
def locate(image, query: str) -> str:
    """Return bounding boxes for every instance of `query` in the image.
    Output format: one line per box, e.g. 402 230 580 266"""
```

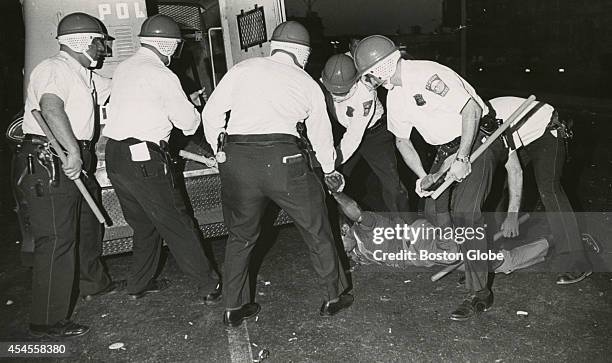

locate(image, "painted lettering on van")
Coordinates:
98 2 146 21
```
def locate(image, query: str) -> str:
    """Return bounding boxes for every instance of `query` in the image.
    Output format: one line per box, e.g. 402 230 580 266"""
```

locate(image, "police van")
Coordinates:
9 0 290 257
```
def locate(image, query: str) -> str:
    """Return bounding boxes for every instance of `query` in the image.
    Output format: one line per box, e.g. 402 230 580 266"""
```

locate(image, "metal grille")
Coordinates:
158 4 202 31
237 6 267 51
109 25 136 59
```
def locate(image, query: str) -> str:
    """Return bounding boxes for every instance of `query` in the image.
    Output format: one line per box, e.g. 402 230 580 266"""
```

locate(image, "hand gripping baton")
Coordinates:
430 95 537 200
430 213 530 282
179 149 217 168
31 110 107 224
216 131 227 163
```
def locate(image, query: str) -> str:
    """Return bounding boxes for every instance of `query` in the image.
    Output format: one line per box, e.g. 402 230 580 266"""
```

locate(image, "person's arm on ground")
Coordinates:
501 151 523 237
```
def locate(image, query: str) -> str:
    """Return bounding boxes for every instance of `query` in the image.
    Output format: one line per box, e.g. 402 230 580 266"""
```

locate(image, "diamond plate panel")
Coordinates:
101 173 293 255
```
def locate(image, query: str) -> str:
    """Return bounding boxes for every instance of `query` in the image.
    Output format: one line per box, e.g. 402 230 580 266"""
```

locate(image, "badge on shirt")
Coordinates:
346 106 355 117
425 74 449 97
413 94 426 106
362 100 373 116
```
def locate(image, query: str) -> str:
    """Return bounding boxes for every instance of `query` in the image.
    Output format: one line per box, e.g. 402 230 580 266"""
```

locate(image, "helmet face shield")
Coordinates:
361 50 401 90
140 37 182 57
270 41 311 68
172 40 184 59
90 36 113 58
101 36 114 57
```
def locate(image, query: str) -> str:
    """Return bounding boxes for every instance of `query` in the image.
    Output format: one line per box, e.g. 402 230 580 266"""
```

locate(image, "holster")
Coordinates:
159 140 179 188
479 113 503 136
547 110 573 140
296 122 316 171
34 146 61 187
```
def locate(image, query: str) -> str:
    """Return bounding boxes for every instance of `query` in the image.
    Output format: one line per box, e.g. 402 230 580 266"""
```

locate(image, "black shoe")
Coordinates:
203 282 222 306
223 303 261 327
128 278 171 300
319 294 354 317
450 291 493 321
556 271 592 285
82 280 127 302
29 320 90 338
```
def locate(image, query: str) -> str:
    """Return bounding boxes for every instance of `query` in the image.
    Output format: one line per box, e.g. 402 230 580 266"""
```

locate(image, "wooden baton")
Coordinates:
430 95 537 200
430 213 531 282
31 110 107 224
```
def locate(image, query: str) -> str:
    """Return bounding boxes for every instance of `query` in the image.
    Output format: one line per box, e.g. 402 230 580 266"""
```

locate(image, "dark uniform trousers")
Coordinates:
425 134 506 294
13 137 110 325
519 131 590 272
218 135 350 309
341 120 411 212
104 138 216 294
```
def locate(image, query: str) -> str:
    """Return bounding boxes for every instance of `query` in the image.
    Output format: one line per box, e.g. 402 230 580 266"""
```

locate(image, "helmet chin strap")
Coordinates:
382 81 395 90
82 50 98 68
271 49 303 68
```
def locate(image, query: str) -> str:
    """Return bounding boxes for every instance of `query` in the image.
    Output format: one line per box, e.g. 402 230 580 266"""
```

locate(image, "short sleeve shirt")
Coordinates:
387 60 488 146
22 51 97 140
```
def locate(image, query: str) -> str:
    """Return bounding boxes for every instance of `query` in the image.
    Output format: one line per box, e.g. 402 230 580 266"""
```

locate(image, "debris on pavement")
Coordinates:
257 349 270 361
264 281 271 286
380 296 391 302
6 300 14 306
516 310 529 316
108 342 125 350
101 313 108 318
188 321 194 325
403 280 411 283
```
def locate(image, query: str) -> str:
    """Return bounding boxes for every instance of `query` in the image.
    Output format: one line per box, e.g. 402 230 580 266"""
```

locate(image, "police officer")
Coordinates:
202 21 353 327
493 96 592 284
16 12 122 338
103 15 221 302
353 35 505 321
321 54 410 212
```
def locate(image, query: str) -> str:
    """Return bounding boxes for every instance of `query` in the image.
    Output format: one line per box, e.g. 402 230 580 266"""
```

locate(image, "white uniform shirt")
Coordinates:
23 51 109 141
104 47 199 142
489 96 554 153
202 55 336 173
387 60 488 146
333 81 385 163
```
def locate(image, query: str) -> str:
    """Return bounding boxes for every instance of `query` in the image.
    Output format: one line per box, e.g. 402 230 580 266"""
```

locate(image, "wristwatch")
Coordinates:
455 155 470 163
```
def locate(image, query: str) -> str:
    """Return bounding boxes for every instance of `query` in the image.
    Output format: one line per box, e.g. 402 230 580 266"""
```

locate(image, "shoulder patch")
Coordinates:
346 106 355 117
362 100 373 116
425 74 449 96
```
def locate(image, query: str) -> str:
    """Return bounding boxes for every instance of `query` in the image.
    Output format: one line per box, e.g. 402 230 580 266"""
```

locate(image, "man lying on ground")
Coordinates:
332 192 549 275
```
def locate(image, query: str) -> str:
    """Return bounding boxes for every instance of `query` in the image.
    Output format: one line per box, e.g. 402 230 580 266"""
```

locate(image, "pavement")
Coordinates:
0 217 611 362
